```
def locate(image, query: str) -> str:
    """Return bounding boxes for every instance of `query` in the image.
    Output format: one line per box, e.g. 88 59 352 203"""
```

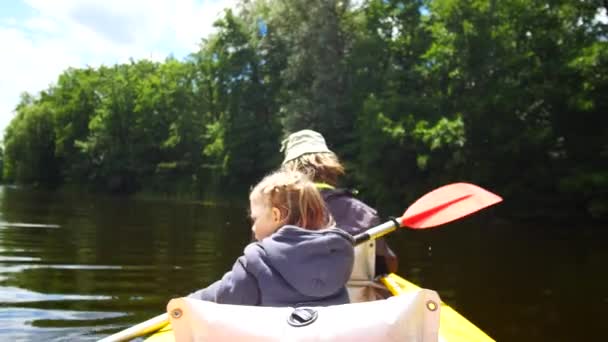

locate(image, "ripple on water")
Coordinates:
0 307 129 341
0 222 61 229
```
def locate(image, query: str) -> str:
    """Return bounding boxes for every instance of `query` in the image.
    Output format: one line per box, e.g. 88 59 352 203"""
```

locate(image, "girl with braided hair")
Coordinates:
189 170 354 306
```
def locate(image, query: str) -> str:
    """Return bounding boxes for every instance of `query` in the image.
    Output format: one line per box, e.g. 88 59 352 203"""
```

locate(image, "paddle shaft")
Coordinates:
98 313 169 342
353 218 401 245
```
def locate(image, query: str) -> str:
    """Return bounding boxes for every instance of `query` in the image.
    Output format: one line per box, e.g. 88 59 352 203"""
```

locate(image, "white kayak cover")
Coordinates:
167 289 441 342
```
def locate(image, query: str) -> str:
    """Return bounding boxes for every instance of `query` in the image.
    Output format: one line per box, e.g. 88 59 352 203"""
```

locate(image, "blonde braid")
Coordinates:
250 170 334 230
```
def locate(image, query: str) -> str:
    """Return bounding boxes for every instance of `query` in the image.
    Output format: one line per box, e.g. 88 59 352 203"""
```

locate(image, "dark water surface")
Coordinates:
0 185 606 341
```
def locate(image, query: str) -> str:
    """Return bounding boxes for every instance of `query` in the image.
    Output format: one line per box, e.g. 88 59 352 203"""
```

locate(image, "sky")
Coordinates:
0 0 237 138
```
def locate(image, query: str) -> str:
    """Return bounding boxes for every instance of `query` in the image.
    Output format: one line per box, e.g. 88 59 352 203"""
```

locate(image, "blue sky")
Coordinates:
0 0 237 137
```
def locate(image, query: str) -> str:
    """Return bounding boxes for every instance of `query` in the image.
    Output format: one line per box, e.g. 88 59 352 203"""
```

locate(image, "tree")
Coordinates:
51 67 100 183
3 95 60 185
201 9 282 192
267 0 352 147
424 0 608 216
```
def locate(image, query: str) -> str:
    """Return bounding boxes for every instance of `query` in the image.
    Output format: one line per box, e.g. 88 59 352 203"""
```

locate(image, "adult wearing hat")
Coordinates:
281 129 398 275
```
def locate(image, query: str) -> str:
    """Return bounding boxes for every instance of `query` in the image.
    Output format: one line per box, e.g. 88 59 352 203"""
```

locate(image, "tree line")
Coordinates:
2 0 607 220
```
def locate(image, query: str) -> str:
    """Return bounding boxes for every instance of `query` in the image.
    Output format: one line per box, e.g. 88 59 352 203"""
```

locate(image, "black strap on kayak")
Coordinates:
354 216 399 245
388 216 401 230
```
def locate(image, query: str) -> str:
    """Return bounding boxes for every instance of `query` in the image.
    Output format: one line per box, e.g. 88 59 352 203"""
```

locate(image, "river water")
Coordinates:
0 185 606 341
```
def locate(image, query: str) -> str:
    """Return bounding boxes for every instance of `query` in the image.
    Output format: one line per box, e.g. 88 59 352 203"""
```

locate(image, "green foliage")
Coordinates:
201 9 282 191
2 0 606 219
267 0 352 149
3 96 59 185
0 144 3 182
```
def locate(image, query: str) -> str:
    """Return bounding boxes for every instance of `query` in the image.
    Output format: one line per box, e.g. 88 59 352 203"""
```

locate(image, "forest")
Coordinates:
2 0 607 220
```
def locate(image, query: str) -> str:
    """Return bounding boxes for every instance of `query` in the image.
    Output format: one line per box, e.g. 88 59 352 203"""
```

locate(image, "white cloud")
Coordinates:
596 8 607 25
0 27 80 137
0 0 238 137
2 18 19 26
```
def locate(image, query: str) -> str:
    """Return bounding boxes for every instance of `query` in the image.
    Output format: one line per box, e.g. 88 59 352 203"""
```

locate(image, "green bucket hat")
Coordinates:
281 129 334 165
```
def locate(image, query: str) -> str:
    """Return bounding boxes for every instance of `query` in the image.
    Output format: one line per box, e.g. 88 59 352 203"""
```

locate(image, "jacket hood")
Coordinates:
256 225 354 298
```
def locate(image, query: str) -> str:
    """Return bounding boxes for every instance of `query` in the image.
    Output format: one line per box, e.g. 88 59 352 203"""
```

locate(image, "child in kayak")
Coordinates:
189 170 354 307
281 129 398 275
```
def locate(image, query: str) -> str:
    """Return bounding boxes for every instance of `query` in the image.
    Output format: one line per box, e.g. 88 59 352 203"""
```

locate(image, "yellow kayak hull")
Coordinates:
381 274 494 342
144 273 493 341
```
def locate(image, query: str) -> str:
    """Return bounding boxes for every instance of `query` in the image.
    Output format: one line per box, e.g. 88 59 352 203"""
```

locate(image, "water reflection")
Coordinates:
0 185 249 341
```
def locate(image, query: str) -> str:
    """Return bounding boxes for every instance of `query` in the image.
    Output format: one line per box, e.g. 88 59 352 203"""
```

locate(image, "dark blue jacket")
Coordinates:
321 188 393 255
189 225 354 307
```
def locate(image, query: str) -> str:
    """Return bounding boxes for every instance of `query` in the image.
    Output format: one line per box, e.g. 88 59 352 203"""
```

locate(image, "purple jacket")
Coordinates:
320 188 392 258
189 225 354 307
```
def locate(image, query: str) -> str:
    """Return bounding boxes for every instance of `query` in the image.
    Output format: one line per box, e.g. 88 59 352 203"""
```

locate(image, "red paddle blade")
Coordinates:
401 183 502 229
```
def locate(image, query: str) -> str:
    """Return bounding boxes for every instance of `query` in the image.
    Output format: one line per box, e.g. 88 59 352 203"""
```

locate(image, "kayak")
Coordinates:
101 183 502 341
141 273 493 342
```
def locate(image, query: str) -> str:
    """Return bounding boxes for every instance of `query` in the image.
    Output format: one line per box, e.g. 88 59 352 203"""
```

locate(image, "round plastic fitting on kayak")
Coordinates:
287 307 318 327
171 308 183 319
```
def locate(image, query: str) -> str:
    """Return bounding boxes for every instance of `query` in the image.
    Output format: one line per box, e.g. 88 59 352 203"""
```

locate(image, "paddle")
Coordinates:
99 182 502 342
354 182 502 244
